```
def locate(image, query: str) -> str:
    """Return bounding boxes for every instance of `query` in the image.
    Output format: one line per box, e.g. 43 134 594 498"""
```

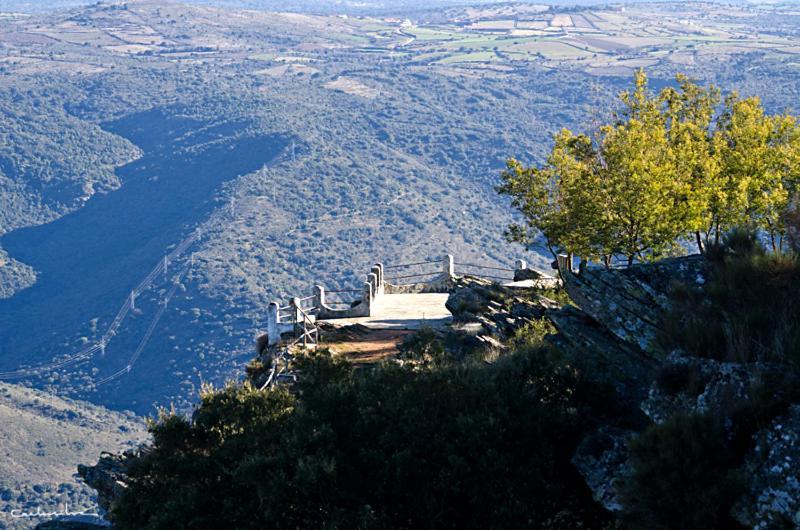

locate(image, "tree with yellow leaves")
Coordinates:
499 70 800 266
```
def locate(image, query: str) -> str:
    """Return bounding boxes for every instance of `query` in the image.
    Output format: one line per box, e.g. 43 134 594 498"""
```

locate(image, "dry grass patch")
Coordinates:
324 77 380 99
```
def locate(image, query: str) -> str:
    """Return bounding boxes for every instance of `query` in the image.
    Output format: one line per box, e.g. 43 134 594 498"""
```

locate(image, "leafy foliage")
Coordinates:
111 348 614 529
498 71 800 265
622 413 745 530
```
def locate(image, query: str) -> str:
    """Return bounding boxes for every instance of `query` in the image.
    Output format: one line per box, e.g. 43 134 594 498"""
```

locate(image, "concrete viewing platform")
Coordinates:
317 293 452 330
264 254 556 348
260 254 558 386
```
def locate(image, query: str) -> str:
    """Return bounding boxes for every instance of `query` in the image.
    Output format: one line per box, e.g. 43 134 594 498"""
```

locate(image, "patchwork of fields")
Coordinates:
1 2 798 82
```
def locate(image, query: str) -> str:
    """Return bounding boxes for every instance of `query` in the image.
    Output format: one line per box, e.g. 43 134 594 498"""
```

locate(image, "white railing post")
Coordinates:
363 281 373 315
291 297 302 332
375 263 384 293
367 273 378 302
267 302 280 346
314 285 325 310
371 266 383 296
443 254 454 278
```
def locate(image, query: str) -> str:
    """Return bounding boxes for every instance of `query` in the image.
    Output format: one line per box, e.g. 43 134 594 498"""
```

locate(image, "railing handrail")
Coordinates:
386 271 440 281
455 262 515 272
383 259 439 270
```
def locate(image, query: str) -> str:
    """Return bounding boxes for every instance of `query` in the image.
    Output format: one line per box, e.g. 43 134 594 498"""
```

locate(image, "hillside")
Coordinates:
0 0 798 419
76 242 800 529
0 382 147 529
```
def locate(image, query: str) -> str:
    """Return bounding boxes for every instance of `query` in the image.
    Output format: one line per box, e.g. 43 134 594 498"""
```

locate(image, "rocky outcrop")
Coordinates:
547 305 658 401
558 255 707 354
446 276 512 323
552 254 800 528
733 405 800 529
445 276 559 346
641 353 773 425
572 427 636 512
513 267 549 282
77 451 137 518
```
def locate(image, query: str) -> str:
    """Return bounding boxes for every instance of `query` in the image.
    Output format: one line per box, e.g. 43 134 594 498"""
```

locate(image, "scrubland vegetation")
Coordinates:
111 331 621 529
109 72 800 529
2 1 800 526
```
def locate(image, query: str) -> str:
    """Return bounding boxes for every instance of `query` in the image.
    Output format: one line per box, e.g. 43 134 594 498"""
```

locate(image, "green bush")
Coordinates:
622 414 745 530
662 229 800 366
397 326 448 365
111 348 612 529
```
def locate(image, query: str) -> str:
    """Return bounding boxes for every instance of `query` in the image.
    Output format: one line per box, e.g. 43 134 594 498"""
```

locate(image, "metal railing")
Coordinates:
383 259 439 270
261 300 318 390
454 261 516 282
386 271 440 282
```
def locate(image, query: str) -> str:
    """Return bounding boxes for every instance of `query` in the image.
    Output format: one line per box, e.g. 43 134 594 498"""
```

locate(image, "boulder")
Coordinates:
513 268 547 282
733 405 800 529
445 276 509 323
547 305 658 402
641 353 773 425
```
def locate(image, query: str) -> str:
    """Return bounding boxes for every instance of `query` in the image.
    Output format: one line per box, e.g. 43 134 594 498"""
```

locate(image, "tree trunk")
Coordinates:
695 232 705 254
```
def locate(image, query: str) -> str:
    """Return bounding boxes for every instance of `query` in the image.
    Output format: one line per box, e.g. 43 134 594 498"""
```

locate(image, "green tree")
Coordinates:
716 95 800 252
600 70 688 264
499 70 800 264
500 70 690 266
498 130 609 262
661 74 722 253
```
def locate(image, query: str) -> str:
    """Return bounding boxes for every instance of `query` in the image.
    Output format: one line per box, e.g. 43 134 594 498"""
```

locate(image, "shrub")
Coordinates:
110 348 612 529
622 414 745 530
397 325 448 365
662 228 800 366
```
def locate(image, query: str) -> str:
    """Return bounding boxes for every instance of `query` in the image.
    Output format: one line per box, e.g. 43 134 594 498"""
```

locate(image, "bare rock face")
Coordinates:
446 276 511 323
733 405 800 529
446 276 559 340
547 305 658 401
513 267 547 282
558 255 707 354
77 451 137 518
571 427 635 512
641 353 767 425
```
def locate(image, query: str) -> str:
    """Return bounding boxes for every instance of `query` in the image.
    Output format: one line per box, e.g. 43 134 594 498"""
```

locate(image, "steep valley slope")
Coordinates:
0 381 147 528
0 1 798 418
